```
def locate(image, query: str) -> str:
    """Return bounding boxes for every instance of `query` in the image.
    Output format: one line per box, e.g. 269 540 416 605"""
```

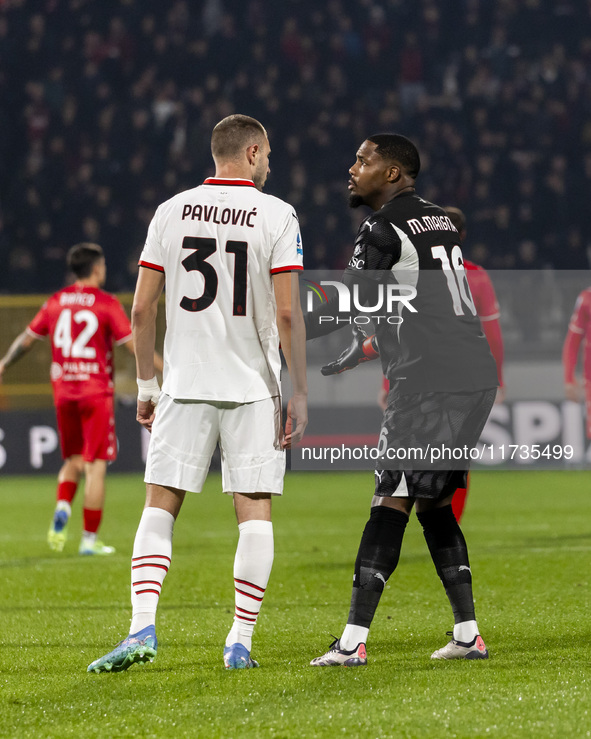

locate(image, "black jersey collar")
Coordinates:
382 190 417 208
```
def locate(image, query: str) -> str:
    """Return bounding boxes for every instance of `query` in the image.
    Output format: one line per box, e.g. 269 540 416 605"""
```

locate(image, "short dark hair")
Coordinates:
367 133 421 179
67 242 104 278
211 114 267 160
444 207 466 234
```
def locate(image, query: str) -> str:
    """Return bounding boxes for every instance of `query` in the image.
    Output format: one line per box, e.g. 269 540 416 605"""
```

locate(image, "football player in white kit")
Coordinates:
88 114 307 672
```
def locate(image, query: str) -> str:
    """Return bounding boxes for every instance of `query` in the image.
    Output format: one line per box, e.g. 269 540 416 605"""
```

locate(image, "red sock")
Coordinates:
83 508 102 535
57 481 77 505
452 487 468 523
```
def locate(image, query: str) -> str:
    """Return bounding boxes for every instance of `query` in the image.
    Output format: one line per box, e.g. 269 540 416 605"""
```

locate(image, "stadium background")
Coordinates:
1 0 590 292
1 0 590 472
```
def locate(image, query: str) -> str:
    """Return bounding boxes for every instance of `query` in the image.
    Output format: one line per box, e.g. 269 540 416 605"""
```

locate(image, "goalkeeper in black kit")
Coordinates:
306 134 498 666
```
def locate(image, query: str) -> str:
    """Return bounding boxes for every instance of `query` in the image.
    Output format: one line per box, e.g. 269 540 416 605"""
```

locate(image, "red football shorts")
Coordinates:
55 395 117 462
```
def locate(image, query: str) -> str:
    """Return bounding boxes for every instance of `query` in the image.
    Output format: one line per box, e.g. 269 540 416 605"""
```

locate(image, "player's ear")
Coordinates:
246 143 259 165
387 164 401 183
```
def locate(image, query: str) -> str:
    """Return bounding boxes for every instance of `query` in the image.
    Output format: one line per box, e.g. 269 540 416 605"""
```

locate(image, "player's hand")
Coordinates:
565 381 581 402
321 327 380 376
136 376 160 431
137 399 157 432
282 394 308 449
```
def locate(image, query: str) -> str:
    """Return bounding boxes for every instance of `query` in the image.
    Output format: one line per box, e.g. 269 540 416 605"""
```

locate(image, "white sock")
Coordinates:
129 507 174 635
225 520 274 652
81 532 96 545
56 500 71 517
453 620 478 643
340 624 369 651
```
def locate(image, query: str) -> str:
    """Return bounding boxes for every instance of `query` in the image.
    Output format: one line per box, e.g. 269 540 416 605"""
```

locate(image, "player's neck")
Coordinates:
213 165 254 183
392 184 416 198
373 184 415 211
74 278 100 289
369 182 415 211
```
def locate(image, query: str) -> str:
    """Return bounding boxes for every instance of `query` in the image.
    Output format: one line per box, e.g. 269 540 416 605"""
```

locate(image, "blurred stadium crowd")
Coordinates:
0 0 589 292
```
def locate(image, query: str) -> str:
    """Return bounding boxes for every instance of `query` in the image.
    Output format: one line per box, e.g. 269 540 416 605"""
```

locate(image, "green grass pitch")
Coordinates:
1 471 590 738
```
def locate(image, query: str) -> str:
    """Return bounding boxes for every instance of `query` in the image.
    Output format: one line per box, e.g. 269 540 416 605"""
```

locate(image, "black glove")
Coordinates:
321 327 380 376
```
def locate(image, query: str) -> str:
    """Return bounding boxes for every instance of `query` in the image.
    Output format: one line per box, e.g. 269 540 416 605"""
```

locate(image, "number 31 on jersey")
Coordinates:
181 236 248 316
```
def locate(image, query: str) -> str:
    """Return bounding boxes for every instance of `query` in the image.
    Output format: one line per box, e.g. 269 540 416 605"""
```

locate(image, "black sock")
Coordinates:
347 506 409 628
416 505 475 624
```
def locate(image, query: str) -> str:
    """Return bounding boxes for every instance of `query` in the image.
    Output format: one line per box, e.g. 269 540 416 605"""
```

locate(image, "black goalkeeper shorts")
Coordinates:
374 387 496 500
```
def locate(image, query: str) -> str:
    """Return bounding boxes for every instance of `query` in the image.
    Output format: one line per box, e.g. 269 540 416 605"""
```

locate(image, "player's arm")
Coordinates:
121 338 164 375
470 267 505 401
305 216 399 341
316 268 384 375
273 271 308 448
563 327 584 401
481 318 505 402
304 290 351 339
304 266 386 340
563 293 587 402
0 330 39 382
320 267 395 375
316 216 399 373
131 266 165 431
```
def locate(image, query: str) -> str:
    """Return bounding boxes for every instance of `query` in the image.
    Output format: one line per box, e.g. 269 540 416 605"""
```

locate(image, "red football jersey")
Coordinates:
27 285 132 401
464 260 500 321
465 260 503 387
563 288 591 384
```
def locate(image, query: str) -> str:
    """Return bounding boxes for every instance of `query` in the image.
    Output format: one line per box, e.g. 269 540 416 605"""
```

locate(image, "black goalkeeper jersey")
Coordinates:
307 191 498 394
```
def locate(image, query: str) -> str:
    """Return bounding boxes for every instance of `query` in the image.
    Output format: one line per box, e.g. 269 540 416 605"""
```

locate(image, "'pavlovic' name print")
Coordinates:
181 204 258 228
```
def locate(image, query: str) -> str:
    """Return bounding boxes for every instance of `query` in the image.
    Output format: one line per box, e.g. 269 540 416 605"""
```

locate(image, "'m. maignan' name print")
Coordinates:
406 215 458 235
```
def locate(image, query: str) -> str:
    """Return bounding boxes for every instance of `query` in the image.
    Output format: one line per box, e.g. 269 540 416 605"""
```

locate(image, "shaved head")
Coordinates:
211 114 268 161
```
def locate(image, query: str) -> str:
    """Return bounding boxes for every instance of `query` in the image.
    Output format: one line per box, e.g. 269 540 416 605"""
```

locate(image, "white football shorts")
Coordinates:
145 393 285 494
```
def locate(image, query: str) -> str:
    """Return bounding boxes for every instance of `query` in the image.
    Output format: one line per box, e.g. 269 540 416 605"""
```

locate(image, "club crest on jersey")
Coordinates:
50 362 63 381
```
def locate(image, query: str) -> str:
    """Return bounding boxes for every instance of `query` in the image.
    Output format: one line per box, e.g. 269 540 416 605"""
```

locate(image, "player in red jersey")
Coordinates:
443 208 504 521
376 207 504 522
563 287 591 438
0 243 161 554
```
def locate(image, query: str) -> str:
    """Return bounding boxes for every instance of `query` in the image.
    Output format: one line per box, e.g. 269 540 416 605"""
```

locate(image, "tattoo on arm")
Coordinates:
1 333 35 369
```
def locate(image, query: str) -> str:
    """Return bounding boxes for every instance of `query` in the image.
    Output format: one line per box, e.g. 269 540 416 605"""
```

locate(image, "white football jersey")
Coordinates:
139 178 303 402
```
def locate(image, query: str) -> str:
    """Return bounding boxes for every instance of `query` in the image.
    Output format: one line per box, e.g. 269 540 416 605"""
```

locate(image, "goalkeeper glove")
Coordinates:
321 326 380 376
